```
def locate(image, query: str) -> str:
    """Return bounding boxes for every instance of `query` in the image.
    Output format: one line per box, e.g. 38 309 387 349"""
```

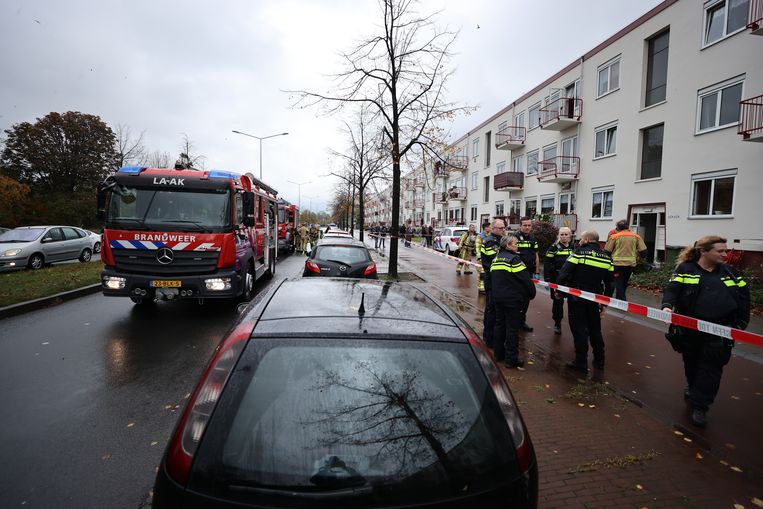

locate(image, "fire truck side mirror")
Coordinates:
242 192 256 227
96 190 107 220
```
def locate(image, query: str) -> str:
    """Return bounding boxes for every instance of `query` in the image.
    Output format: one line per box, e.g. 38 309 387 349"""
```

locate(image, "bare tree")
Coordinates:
291 0 467 277
144 150 173 168
175 133 206 170
113 124 146 170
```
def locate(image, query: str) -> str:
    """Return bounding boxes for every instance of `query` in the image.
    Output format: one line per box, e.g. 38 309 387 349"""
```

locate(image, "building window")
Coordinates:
496 161 506 175
542 144 557 165
513 111 525 129
497 120 507 132
471 171 478 190
485 131 491 167
528 103 541 130
495 201 505 216
512 155 524 173
704 0 749 46
640 123 664 179
597 57 620 97
540 196 555 214
591 188 614 219
470 205 478 221
645 30 669 107
559 192 575 214
483 176 490 203
594 123 618 158
691 170 735 216
697 78 744 132
524 198 537 218
473 138 480 158
526 150 539 175
510 199 521 221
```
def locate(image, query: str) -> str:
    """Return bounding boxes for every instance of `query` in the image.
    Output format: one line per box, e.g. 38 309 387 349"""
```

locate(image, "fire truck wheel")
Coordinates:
241 263 255 301
28 253 45 270
266 255 275 279
79 248 92 263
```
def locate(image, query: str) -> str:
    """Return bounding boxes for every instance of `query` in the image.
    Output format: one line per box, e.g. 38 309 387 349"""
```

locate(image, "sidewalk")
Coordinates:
360 232 763 508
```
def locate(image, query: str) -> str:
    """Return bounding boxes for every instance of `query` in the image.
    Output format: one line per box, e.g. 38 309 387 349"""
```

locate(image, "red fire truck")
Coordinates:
277 198 297 254
97 166 278 304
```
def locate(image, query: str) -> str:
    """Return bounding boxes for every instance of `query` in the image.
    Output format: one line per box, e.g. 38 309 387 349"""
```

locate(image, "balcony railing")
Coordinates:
446 186 467 201
495 213 522 227
540 97 583 131
550 213 578 233
538 156 580 183
739 94 763 142
446 155 469 171
495 126 526 150
749 0 763 34
493 171 524 190
438 191 449 203
434 162 450 178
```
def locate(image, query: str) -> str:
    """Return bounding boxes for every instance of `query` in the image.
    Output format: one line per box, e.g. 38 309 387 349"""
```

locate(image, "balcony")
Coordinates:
437 191 449 203
550 213 578 233
493 171 525 191
434 161 450 178
739 94 763 142
495 126 526 150
446 155 469 172
540 97 583 131
446 186 467 202
750 0 763 35
538 156 580 183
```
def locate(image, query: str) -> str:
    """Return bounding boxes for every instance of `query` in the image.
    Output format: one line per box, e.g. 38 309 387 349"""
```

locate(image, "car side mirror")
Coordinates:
41 237 52 243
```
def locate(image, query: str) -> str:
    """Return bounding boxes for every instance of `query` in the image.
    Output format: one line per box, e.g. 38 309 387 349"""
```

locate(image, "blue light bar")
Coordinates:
118 166 146 174
208 170 239 180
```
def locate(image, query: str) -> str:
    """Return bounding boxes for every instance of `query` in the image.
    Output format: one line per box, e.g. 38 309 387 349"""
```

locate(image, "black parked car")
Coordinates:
303 238 378 279
154 278 538 508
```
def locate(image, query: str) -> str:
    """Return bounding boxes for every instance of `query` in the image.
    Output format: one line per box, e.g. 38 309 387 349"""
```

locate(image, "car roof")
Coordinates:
249 278 467 341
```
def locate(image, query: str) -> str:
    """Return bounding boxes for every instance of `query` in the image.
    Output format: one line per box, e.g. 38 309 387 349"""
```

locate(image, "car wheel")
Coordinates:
28 253 45 270
94 242 101 253
240 263 254 301
79 248 92 262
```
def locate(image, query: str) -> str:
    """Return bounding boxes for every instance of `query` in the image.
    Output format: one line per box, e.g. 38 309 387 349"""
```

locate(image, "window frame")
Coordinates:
559 192 576 214
471 171 479 190
540 195 555 215
526 149 539 176
597 56 621 98
645 29 669 108
689 169 736 218
472 138 480 158
495 200 505 217
511 154 524 174
695 76 744 134
594 122 618 159
528 103 541 130
483 176 490 203
524 197 538 218
702 0 749 48
590 187 614 220
639 123 664 180
470 205 478 221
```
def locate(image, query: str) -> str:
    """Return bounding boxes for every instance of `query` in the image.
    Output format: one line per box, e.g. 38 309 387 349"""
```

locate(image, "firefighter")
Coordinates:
544 226 574 334
604 219 648 301
516 217 540 331
480 219 504 351
456 224 477 275
475 221 492 294
491 234 536 368
297 223 308 253
309 223 320 247
661 235 750 428
557 230 614 373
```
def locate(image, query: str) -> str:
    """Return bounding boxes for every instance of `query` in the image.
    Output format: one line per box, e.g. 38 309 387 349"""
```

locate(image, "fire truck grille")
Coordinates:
112 249 220 275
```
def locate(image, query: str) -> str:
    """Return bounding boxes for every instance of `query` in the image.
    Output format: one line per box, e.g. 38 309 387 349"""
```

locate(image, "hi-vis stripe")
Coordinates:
568 253 614 271
109 240 217 251
491 260 526 273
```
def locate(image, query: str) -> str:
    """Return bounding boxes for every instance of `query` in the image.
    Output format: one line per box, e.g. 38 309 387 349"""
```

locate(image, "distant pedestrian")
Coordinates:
456 224 477 275
661 235 750 428
544 226 574 335
404 226 412 248
379 226 387 250
491 234 536 368
558 230 614 374
427 225 434 248
475 221 492 294
516 218 540 332
372 223 380 249
605 219 647 301
479 219 504 352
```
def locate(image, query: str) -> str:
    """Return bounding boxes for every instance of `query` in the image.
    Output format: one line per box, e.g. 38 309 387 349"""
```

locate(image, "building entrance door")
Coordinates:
629 204 666 265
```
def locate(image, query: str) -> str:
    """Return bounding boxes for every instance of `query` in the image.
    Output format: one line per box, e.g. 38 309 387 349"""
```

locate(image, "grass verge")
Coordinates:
0 262 102 308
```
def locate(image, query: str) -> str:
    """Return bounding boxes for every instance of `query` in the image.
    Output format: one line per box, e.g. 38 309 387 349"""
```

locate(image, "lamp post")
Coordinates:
288 180 311 225
231 130 289 180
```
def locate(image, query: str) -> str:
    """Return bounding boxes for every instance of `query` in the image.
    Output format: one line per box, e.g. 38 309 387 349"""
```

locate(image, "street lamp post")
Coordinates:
231 130 289 180
287 180 311 225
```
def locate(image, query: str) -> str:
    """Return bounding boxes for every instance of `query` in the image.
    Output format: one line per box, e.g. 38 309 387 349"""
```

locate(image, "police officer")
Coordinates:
456 224 477 275
557 230 614 373
661 235 750 428
491 234 536 368
516 217 540 331
544 226 574 334
480 219 504 351
475 221 492 294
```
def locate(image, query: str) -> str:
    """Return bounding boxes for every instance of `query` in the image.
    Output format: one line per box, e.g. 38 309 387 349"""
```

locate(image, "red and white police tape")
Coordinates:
365 232 763 347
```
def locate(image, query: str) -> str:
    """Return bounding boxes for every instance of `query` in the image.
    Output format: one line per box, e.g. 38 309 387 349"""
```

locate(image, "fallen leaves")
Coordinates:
546 398 556 404
126 422 135 428
751 497 763 507
101 453 112 460
695 452 703 460
725 443 737 450
730 466 743 473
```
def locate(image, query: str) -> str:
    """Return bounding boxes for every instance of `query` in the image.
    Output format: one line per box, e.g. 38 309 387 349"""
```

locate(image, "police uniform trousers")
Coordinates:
493 303 522 363
568 298 605 368
482 275 496 348
549 289 568 326
682 330 732 411
519 263 535 325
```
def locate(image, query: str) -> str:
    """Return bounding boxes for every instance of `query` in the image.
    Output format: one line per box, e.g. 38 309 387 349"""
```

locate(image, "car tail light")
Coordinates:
451 236 459 243
306 260 321 273
165 319 253 485
461 325 535 474
363 262 377 276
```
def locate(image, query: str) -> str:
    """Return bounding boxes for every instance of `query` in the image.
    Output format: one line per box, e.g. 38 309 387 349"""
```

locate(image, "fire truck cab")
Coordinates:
277 199 297 255
97 167 278 304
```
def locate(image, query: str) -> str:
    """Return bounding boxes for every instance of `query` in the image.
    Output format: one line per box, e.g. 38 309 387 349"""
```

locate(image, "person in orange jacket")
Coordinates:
604 219 647 301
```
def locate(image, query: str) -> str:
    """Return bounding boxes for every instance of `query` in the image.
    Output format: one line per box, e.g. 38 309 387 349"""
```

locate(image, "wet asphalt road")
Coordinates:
0 253 307 509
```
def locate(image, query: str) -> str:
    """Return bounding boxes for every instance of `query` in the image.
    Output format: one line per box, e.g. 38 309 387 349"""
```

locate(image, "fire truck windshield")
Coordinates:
106 186 231 232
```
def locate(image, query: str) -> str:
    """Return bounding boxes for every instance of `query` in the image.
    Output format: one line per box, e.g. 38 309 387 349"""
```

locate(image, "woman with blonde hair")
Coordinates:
661 235 750 428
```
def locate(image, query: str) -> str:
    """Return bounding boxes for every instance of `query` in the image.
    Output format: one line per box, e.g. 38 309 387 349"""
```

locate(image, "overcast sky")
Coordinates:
1 0 662 213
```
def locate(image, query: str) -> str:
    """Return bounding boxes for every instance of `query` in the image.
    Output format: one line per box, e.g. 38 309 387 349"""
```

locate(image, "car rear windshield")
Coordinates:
189 339 519 506
314 245 370 264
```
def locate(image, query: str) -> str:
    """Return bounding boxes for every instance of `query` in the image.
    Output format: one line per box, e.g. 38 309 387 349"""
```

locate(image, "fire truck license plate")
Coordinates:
151 280 182 288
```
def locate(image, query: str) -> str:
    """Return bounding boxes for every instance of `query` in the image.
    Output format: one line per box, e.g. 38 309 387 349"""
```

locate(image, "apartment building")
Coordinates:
373 0 763 264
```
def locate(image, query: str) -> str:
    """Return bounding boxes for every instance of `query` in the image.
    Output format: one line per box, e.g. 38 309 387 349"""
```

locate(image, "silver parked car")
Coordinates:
0 226 94 271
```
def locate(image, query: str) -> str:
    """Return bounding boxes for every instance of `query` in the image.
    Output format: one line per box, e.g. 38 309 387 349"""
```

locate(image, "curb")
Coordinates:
0 284 102 320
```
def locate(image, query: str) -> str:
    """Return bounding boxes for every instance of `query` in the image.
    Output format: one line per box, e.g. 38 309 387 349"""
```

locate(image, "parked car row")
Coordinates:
0 226 101 271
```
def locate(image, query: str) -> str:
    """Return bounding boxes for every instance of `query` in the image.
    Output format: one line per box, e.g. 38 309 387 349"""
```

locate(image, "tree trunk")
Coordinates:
358 184 365 242
389 145 400 278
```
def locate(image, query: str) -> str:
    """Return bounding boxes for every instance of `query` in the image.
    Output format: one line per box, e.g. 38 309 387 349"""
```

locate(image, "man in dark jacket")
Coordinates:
491 234 536 368
557 230 614 373
516 218 540 331
544 226 574 334
480 219 504 350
